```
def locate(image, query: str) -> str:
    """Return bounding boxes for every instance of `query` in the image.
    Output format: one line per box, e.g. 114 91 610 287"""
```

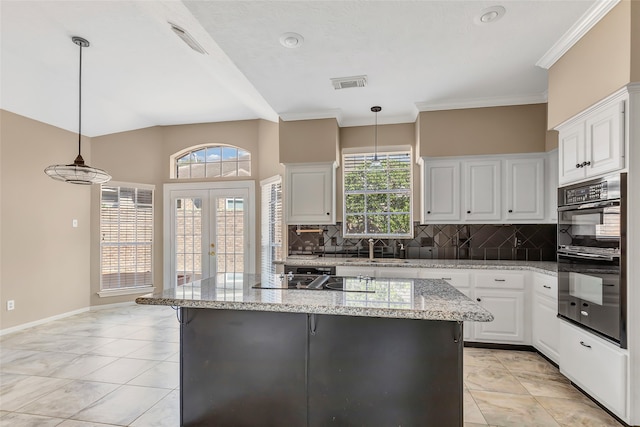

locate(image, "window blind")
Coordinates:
100 184 154 290
261 177 283 277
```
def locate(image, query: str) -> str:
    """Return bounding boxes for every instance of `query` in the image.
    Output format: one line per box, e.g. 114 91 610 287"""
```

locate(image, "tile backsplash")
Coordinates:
288 222 557 261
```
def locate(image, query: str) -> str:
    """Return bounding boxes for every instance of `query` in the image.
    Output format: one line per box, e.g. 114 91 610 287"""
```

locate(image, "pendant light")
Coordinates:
44 36 111 185
370 106 382 168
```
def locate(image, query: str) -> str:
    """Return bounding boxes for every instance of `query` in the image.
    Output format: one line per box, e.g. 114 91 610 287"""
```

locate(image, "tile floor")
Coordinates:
0 304 624 427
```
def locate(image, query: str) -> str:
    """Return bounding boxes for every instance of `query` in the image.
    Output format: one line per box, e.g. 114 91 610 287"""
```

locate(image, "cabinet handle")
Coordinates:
494 279 506 282
584 161 591 166
442 277 452 280
543 285 551 289
576 163 581 169
427 211 431 214
326 212 330 215
467 210 471 214
508 209 513 213
579 341 592 349
476 298 482 302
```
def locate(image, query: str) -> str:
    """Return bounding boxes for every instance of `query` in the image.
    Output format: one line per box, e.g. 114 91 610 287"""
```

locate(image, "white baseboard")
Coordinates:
0 307 89 337
89 301 136 311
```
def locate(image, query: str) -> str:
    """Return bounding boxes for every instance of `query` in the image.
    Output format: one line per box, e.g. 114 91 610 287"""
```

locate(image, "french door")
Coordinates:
164 182 255 289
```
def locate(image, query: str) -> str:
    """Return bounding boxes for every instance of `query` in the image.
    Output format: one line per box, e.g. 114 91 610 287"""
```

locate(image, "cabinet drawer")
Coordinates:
559 320 627 418
475 271 524 289
420 270 470 288
533 274 557 300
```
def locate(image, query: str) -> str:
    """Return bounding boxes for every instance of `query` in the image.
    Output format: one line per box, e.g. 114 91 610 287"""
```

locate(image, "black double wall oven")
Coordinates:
557 173 627 348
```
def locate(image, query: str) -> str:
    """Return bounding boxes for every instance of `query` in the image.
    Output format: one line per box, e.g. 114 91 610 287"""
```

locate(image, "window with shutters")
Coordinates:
174 144 251 179
100 183 154 292
343 149 412 238
261 176 283 277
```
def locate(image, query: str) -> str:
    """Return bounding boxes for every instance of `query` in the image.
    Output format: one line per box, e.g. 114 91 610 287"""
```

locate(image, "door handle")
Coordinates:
209 251 216 256
210 243 215 248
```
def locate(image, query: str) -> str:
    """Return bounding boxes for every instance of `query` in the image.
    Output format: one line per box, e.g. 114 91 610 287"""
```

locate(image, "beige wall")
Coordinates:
545 130 559 151
91 119 277 306
417 104 548 157
1 110 91 329
547 2 631 129
279 118 339 164
632 0 640 82
90 126 166 307
337 123 418 222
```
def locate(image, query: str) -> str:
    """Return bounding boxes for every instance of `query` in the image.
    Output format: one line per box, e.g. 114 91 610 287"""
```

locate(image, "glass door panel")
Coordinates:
175 196 204 286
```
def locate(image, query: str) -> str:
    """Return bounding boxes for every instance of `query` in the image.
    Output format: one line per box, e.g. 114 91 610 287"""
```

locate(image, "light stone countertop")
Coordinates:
279 257 558 276
136 273 494 322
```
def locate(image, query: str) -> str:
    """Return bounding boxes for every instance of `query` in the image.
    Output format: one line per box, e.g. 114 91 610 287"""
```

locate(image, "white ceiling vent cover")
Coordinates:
330 75 367 90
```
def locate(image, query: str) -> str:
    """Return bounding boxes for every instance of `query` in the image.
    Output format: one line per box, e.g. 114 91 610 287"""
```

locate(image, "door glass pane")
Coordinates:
215 196 244 274
175 197 203 285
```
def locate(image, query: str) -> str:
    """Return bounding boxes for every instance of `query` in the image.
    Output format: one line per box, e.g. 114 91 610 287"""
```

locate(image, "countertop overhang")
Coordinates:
136 274 494 322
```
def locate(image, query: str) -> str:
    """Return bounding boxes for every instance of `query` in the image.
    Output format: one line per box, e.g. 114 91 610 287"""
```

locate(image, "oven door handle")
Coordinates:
558 251 615 262
558 200 620 212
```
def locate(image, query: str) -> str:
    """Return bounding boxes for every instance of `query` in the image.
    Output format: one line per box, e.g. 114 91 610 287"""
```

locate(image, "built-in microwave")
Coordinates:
557 173 626 348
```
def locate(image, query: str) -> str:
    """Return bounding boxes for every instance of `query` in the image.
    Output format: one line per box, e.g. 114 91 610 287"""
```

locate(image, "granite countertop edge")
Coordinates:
136 295 493 322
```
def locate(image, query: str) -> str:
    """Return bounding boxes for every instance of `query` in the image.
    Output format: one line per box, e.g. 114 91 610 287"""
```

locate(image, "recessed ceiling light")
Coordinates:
279 32 304 49
475 6 506 24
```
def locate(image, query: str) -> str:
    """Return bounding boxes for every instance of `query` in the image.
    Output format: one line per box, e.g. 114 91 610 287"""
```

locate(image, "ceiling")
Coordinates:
1 1 611 137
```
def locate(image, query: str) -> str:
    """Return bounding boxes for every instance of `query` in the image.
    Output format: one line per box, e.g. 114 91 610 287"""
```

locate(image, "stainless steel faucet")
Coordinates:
368 239 375 260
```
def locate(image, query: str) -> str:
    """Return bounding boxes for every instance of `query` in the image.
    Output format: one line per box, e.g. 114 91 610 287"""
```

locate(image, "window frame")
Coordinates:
171 143 252 179
99 181 155 297
342 146 413 239
260 175 283 278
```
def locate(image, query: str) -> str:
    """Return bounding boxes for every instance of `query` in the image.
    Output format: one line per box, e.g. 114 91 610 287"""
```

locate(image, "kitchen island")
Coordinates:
136 273 493 427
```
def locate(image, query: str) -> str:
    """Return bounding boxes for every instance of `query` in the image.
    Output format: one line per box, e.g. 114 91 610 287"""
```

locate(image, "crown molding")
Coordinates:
415 93 547 112
278 109 343 125
536 0 620 70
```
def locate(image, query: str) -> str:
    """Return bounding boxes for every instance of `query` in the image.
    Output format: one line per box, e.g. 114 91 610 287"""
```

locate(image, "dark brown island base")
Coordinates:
136 273 493 427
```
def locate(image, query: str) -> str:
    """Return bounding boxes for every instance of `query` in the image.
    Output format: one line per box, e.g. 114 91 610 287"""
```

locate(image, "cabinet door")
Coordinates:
423 161 460 222
585 101 625 177
559 320 627 418
532 293 560 364
308 314 463 426
286 164 335 224
463 160 501 221
505 157 544 221
473 290 524 343
558 123 585 185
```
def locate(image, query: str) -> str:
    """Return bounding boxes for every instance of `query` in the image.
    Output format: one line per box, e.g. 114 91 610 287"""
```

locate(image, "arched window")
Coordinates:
175 145 251 179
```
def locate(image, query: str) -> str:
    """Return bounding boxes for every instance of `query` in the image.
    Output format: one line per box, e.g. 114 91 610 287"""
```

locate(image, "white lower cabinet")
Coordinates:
473 290 525 343
559 320 627 419
471 271 526 344
531 273 560 363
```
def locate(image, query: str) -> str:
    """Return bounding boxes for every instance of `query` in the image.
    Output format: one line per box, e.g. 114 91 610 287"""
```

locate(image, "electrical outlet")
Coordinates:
7 300 15 311
72 219 78 228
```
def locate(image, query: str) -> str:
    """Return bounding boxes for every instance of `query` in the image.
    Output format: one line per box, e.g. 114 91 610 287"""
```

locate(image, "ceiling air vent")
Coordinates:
330 75 367 90
169 22 207 55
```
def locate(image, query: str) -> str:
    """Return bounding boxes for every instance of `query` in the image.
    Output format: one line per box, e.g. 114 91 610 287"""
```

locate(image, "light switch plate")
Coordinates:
72 219 78 228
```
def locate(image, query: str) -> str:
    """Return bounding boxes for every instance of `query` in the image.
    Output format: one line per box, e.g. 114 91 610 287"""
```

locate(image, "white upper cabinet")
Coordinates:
421 153 553 224
585 101 625 176
422 161 460 222
285 163 336 224
558 96 625 186
505 157 544 221
463 160 501 221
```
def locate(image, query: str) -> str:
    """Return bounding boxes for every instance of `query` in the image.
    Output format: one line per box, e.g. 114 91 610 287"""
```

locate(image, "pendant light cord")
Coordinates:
374 110 378 160
77 41 83 156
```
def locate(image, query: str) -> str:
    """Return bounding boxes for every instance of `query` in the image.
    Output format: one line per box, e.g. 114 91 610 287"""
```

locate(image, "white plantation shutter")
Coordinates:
100 183 154 290
261 177 283 277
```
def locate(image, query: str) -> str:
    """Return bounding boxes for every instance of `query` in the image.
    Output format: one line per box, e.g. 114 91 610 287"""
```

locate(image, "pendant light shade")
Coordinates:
370 106 382 168
44 36 111 185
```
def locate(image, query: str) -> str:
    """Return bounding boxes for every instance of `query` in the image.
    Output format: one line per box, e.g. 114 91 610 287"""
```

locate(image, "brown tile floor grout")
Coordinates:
0 304 625 427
